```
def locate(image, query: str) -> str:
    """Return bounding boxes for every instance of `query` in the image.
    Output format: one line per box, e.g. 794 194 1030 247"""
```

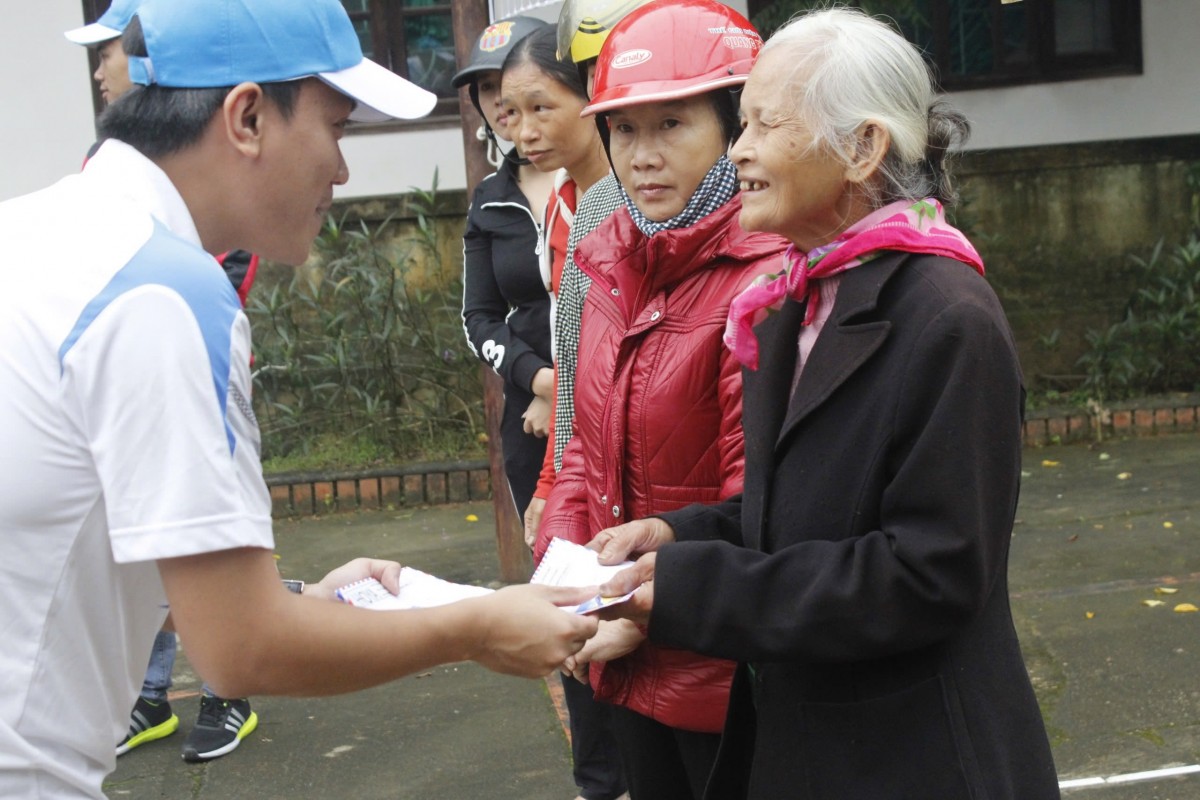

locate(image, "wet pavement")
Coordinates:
104 433 1200 799
1009 433 1200 799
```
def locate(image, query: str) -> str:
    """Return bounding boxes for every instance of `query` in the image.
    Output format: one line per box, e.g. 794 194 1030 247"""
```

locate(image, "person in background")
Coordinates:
520 6 658 793
522 0 653 550
499 25 627 800
66 2 261 763
66 0 138 110
458 16 558 523
591 8 1062 799
0 1 598 796
536 3 787 797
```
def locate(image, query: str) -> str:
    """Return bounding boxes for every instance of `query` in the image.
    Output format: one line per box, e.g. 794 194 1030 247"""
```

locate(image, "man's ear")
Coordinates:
223 82 267 158
846 120 890 185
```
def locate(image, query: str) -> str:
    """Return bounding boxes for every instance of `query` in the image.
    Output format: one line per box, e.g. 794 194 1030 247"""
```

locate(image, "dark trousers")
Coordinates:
609 704 722 800
500 383 547 519
562 674 627 800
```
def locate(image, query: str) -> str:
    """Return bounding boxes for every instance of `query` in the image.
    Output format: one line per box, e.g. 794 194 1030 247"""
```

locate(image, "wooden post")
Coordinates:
452 0 533 583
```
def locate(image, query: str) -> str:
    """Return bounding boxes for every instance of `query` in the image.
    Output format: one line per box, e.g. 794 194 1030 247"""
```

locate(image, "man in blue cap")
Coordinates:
0 1 598 797
67 0 265 764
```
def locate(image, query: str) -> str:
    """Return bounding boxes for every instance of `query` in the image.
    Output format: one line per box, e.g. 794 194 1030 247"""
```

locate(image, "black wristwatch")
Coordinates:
281 579 305 595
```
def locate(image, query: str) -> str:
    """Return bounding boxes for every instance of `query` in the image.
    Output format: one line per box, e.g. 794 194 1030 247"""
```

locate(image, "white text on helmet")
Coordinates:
611 49 653 69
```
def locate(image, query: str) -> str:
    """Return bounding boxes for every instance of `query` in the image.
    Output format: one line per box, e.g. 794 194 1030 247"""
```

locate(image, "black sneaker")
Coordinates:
116 696 179 756
180 696 258 762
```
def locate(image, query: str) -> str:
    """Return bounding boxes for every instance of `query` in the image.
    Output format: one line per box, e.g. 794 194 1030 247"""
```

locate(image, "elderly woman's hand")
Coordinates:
561 618 646 683
588 517 675 564
595 552 656 626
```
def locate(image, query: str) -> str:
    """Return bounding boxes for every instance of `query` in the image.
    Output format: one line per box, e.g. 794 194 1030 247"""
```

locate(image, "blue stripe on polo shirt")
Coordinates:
58 220 241 454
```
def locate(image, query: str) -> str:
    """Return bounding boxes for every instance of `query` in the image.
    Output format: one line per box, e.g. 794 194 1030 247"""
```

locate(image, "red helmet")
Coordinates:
582 0 763 117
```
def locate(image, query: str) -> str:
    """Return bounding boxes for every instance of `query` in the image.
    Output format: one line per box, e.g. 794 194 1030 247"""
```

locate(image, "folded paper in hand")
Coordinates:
336 567 493 610
530 538 637 614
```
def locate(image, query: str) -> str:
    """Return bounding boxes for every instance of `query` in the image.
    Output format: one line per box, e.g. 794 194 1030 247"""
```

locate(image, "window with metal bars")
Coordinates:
340 0 458 119
750 0 1142 90
79 0 460 122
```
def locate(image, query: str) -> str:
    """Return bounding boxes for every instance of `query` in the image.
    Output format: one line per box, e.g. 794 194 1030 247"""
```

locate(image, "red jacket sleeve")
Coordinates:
533 430 590 564
532 373 559 501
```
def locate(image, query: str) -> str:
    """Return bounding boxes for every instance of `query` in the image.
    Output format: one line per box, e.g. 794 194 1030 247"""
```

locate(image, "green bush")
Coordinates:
1077 165 1200 401
247 186 484 471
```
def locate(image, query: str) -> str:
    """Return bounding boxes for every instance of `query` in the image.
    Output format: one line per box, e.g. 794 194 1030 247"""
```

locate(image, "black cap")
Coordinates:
451 16 550 89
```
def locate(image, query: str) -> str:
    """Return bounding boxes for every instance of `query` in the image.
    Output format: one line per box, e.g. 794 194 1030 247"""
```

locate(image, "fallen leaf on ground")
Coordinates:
1085 611 1096 619
1142 599 1166 607
465 514 479 522
1042 460 1060 467
1117 472 1132 480
1163 521 1175 529
1155 587 1179 595
1173 603 1198 613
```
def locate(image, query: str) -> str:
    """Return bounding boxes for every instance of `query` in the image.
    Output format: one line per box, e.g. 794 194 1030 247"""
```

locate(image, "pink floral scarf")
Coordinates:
724 198 984 370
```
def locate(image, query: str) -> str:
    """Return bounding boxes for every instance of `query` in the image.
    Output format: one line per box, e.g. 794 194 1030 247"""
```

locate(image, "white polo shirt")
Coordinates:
0 140 273 798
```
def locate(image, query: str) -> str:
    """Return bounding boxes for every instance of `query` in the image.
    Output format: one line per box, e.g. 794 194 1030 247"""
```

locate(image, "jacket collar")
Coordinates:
740 251 911 451
740 298 804 479
578 195 783 296
83 140 202 249
473 156 524 206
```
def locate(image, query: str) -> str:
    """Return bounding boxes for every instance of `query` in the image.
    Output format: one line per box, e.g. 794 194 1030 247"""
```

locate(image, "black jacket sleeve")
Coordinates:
658 495 745 546
460 182 551 393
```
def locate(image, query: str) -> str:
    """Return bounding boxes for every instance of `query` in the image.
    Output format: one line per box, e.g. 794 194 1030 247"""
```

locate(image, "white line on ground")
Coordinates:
1060 764 1200 790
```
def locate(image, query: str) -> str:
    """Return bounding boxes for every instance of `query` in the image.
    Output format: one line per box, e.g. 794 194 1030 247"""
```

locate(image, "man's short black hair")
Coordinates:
97 15 303 159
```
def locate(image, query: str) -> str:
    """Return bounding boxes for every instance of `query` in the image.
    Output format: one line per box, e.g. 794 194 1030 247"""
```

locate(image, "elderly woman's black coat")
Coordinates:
653 252 1061 800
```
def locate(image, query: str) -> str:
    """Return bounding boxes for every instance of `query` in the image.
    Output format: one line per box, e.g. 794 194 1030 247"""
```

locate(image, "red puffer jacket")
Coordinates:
536 195 788 732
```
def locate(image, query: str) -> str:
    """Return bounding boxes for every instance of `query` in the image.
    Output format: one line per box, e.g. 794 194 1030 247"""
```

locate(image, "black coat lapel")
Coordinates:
739 300 804 551
742 299 805 468
778 253 909 448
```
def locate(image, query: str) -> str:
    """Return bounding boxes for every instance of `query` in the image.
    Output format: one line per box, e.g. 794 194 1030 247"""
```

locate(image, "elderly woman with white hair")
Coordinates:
589 8 1061 800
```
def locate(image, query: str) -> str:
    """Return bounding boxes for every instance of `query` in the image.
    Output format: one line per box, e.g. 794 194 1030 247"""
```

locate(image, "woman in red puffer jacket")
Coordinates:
533 2 787 797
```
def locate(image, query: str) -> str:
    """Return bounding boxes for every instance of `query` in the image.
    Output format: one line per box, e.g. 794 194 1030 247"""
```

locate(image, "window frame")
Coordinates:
341 0 461 129
923 0 1143 91
79 0 463 130
745 0 1144 92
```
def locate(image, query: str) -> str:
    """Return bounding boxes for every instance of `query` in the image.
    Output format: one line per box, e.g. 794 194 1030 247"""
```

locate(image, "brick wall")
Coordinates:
1023 395 1200 446
262 398 1200 518
266 461 490 517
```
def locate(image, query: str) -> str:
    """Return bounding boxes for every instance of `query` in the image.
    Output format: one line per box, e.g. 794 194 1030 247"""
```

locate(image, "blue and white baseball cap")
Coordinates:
125 0 437 122
64 0 141 45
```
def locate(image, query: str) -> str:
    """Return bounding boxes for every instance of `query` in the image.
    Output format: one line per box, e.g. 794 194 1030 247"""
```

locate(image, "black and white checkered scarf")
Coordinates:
619 155 739 238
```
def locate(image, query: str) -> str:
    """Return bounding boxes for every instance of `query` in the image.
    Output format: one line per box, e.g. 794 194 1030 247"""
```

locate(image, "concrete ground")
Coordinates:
104 433 1200 800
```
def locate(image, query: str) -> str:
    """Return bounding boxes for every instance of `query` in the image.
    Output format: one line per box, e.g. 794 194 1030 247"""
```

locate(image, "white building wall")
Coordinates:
1 1 102 202
339 127 467 199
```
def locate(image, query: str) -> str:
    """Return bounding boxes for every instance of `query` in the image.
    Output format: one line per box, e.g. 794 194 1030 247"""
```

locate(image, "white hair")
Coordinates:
762 6 969 206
